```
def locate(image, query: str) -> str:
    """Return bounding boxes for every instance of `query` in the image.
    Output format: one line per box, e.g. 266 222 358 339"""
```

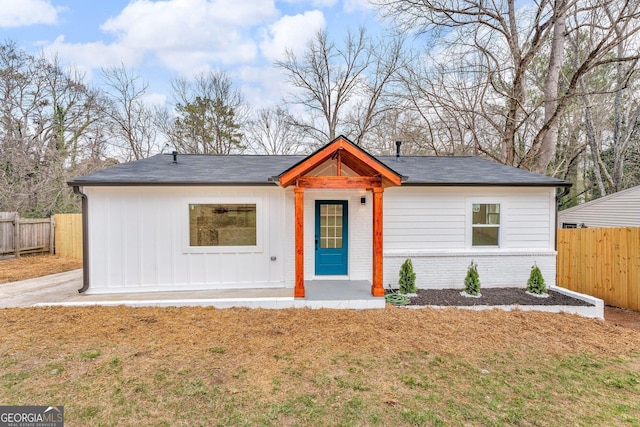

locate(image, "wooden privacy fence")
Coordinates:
53 213 83 260
0 212 55 257
557 227 640 311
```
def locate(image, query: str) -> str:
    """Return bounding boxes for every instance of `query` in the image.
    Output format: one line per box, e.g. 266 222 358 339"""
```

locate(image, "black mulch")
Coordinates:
389 288 593 307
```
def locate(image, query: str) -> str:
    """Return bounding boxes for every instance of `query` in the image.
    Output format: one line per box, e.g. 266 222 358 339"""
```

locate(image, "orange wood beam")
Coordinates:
278 136 402 188
337 149 342 176
294 188 305 298
297 176 382 189
337 142 402 186
372 187 385 297
279 141 345 187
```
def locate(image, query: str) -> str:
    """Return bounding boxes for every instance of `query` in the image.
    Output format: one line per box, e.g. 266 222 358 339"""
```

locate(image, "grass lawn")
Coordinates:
1 306 639 426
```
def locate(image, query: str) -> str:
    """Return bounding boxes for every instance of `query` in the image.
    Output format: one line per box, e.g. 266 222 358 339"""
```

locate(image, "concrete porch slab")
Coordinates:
295 280 385 309
23 274 385 309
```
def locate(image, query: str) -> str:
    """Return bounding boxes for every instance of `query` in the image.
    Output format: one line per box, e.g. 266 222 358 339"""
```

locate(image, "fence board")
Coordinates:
0 212 52 257
0 212 15 255
54 213 83 260
557 227 640 311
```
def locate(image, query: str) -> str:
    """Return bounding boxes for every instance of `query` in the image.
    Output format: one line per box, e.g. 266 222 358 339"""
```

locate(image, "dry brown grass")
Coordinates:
1 306 639 425
0 255 82 284
1 256 639 425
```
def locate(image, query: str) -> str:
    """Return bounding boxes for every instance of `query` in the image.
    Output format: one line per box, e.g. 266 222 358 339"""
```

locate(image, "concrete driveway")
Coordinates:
0 269 83 308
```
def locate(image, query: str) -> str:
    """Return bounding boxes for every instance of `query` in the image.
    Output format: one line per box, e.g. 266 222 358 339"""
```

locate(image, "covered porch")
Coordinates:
277 136 403 298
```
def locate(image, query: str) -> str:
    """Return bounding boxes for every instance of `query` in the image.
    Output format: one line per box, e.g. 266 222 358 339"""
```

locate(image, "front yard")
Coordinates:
1 305 639 426
1 255 639 425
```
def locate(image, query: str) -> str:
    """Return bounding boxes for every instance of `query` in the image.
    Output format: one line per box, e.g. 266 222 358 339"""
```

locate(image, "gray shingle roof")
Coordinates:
68 153 569 187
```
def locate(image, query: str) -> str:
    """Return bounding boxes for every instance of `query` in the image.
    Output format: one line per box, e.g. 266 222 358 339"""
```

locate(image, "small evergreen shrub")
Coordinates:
398 259 417 294
527 263 548 295
463 261 481 296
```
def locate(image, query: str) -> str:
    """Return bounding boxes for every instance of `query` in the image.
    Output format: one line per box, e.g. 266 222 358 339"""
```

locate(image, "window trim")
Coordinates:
467 199 503 249
183 197 263 253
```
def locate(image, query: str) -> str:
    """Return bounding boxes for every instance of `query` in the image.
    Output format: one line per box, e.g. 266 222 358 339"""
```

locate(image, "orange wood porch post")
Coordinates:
372 187 384 296
294 187 305 297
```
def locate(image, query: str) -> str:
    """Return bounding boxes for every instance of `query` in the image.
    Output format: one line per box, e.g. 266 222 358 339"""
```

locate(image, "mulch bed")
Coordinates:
396 288 594 307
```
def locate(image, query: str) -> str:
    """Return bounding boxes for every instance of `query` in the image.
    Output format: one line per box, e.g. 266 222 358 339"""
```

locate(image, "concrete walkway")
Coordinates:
0 269 84 308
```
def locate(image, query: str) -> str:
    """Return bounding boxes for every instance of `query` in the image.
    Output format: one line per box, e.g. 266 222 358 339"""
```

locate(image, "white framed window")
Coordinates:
471 203 501 246
184 198 262 253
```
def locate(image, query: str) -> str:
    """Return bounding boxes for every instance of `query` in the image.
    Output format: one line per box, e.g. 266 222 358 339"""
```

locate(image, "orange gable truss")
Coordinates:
278 135 403 188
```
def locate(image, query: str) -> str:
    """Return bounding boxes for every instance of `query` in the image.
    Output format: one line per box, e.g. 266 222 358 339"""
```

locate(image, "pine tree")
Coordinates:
398 259 417 294
527 263 547 295
464 261 481 296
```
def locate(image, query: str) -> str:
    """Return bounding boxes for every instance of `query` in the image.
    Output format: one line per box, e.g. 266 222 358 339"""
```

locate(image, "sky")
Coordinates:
0 0 384 109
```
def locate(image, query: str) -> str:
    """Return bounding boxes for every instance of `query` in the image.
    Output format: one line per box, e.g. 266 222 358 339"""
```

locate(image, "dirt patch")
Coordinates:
605 306 640 331
0 254 82 284
404 288 593 306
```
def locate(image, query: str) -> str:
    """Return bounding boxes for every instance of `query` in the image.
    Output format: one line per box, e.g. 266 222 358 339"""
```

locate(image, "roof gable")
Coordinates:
277 136 403 188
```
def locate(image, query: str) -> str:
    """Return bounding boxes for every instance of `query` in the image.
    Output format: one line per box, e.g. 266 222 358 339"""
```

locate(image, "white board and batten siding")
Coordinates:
383 187 557 289
85 185 559 294
85 186 286 294
558 185 640 228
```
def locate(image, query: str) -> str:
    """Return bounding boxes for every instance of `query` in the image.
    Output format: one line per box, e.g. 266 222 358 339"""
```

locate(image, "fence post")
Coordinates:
49 215 55 254
13 212 20 258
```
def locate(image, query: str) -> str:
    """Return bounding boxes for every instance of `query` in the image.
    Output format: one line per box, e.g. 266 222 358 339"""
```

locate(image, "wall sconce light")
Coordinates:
360 196 366 205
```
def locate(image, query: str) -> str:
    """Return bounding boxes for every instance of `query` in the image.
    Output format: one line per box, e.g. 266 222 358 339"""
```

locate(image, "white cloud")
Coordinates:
343 0 373 13
142 92 168 108
238 64 290 109
259 10 325 62
45 36 142 73
99 0 278 71
0 0 59 27
279 0 338 7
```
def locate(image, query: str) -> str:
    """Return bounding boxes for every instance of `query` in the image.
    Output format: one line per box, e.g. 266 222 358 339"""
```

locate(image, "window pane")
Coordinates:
473 204 500 225
319 203 344 249
189 204 257 246
472 226 499 246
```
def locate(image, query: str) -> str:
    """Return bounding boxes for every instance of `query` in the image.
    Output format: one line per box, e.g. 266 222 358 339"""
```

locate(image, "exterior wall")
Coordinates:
85 184 558 294
85 186 287 294
283 188 372 283
383 187 557 289
558 185 640 228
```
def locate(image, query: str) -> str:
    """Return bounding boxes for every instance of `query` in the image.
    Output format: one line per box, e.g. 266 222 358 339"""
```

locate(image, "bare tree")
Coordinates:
276 28 406 149
0 41 109 216
101 64 159 160
521 0 640 172
245 107 304 154
377 0 640 173
161 71 249 154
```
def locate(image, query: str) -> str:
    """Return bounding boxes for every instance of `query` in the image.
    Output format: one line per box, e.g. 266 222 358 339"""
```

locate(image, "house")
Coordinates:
558 185 640 228
68 136 570 298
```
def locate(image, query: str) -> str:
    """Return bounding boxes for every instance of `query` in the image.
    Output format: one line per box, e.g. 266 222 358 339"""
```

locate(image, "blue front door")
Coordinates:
315 201 348 275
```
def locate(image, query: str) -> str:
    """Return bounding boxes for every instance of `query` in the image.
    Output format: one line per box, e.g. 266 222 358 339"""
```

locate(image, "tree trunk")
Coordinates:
584 103 607 197
530 0 567 173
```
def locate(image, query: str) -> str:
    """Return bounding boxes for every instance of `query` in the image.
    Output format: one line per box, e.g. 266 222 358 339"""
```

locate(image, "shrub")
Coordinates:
527 263 548 295
398 259 417 294
463 261 481 296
